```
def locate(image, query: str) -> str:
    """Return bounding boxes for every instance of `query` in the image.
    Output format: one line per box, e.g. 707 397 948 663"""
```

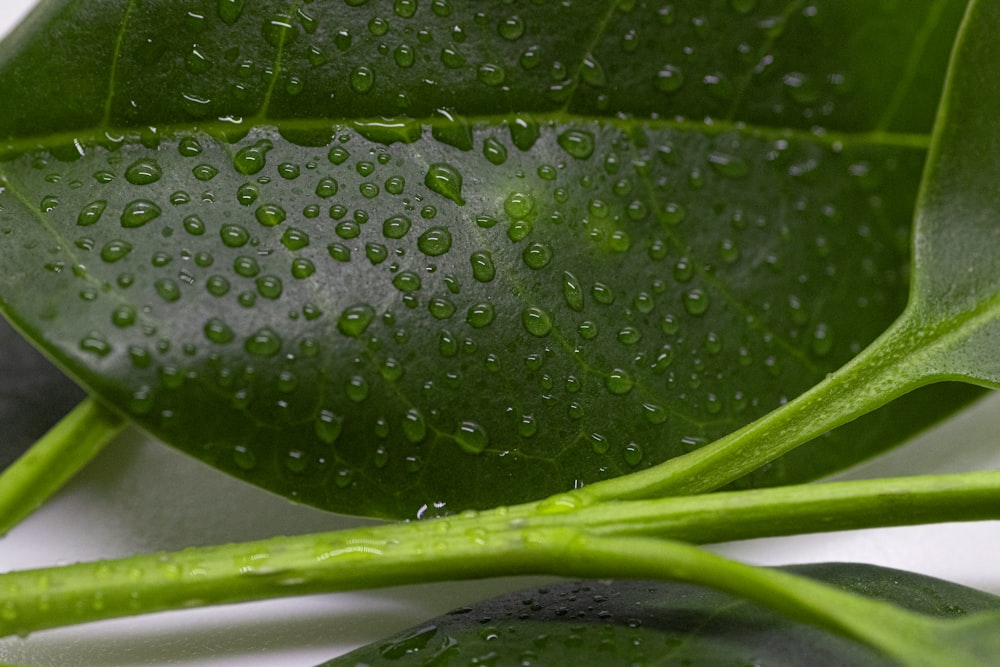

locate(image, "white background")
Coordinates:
1 1 999 665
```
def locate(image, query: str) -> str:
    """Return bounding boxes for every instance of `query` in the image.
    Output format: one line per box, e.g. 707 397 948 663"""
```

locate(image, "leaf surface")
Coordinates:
0 0 976 517
324 563 1000 667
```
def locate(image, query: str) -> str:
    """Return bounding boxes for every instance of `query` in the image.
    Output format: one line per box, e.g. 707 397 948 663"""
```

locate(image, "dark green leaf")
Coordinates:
324 563 1000 667
0 0 977 517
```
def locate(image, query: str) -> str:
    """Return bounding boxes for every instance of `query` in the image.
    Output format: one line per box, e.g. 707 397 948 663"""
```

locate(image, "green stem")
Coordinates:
578 312 937 502
0 397 124 536
560 536 983 667
3 468 1000 638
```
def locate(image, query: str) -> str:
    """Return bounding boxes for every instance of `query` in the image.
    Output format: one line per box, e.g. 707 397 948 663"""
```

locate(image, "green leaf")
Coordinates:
324 563 1000 667
0 0 977 517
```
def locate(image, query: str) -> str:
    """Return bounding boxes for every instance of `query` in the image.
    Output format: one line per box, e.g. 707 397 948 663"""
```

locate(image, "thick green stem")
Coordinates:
3 469 1000 639
0 397 124 535
560 536 985 667
578 312 938 502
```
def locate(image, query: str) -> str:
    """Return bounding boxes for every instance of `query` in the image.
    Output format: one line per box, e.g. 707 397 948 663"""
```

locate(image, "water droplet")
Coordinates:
233 140 273 176
77 200 107 226
591 282 614 305
617 327 641 345
206 275 230 296
708 152 750 179
366 242 388 264
183 215 206 236
315 176 338 198
350 66 375 93
557 129 595 160
683 289 710 315
291 258 315 279
518 414 537 438
605 368 635 395
125 159 162 185
218 0 244 25
100 239 133 263
466 303 495 328
338 304 376 337
111 305 136 328
417 226 452 256
522 242 552 269
428 297 456 319
232 445 256 470
233 255 260 277
470 251 496 283
402 408 427 443
498 15 525 40
660 202 687 225
623 443 643 467
345 375 369 402
281 227 310 251
220 223 250 248
121 200 161 228
521 306 553 337
255 203 286 227
504 191 535 219
455 421 488 454
382 214 412 239
655 65 684 93
244 328 282 356
392 270 422 292
256 275 283 299
509 116 539 151
811 322 833 356
315 409 344 444
155 279 181 302
482 137 508 166
204 317 234 344
580 54 606 87
424 163 465 205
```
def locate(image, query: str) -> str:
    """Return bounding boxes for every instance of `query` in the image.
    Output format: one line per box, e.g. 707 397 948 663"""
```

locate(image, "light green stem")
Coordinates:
579 312 939 502
0 397 124 535
3 469 1000 640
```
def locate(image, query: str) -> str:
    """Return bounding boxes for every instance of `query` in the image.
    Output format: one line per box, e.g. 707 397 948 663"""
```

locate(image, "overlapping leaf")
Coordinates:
0 0 977 517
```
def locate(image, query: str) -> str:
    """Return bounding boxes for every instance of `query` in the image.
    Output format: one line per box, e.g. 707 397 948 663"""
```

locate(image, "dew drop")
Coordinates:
77 200 107 226
111 305 136 328
338 304 376 337
366 242 388 264
509 116 540 151
125 159 162 185
121 200 161 228
402 408 427 443
350 66 375 93
220 223 250 248
392 270 422 292
233 445 256 470
256 275 283 299
244 327 282 357
466 303 495 328
521 306 553 337
233 140 273 175
382 214 412 239
470 251 496 283
455 421 488 454
424 163 465 205
504 191 535 219
281 227 310 251
315 409 344 444
255 203 286 227
623 443 643 467
522 242 552 269
483 137 508 165
153 279 180 302
557 129 595 160
417 226 453 256
518 414 537 438
428 297 456 319
204 317 234 344
346 375 369 402
683 289 710 315
218 0 244 25
605 368 635 395
655 65 684 92
561 272 584 312
100 240 133 263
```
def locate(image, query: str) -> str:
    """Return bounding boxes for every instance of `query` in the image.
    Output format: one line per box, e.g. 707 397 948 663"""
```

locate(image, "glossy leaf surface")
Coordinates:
0 0 976 517
325 563 1000 667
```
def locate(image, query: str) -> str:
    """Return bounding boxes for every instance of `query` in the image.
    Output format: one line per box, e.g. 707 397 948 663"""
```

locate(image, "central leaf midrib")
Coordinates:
1 114 931 158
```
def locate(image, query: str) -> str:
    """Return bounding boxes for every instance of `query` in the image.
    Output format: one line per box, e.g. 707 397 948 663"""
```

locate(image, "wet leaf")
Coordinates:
0 0 977 517
324 563 1000 667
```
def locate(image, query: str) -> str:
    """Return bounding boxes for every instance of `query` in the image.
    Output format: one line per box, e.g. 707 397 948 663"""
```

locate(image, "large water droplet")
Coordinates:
466 303 495 328
521 306 553 337
204 317 235 344
338 304 376 337
125 159 162 185
402 408 427 443
417 227 453 256
382 215 412 239
77 200 107 227
424 163 465 205
455 421 488 454
557 129 595 160
244 328 282 357
522 241 552 269
218 0 244 25
121 200 161 228
470 251 496 282
605 368 635 395
315 409 344 444
100 240 133 263
233 140 273 175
